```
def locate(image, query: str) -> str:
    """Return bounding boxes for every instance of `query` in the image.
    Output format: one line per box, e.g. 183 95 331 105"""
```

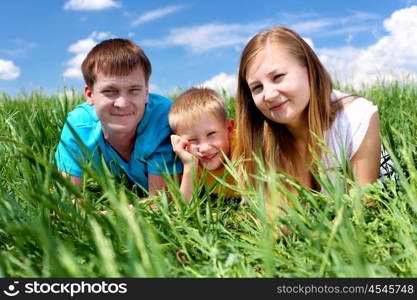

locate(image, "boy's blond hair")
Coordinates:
168 87 229 133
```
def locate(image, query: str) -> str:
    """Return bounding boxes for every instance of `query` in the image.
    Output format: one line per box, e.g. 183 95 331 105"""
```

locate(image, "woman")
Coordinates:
234 27 381 192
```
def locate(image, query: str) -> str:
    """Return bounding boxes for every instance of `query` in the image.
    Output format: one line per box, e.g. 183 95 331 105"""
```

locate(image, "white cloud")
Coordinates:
201 72 237 96
278 12 319 20
339 11 380 24
64 0 120 11
63 32 113 79
317 5 417 88
141 22 270 53
318 47 364 82
131 5 186 27
148 82 160 94
323 25 370 36
292 19 333 34
0 59 20 80
68 39 97 53
345 33 354 45
63 67 83 79
139 11 376 54
58 89 79 101
0 39 37 57
288 11 379 37
303 37 314 49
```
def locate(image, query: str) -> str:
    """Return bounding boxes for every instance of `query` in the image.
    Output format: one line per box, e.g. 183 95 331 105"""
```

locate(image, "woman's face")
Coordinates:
246 44 310 130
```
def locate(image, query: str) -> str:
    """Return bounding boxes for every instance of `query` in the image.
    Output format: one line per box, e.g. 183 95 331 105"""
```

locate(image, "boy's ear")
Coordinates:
85 85 94 105
227 119 234 138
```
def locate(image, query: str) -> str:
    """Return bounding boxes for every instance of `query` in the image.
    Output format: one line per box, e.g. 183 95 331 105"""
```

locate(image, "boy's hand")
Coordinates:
170 135 196 167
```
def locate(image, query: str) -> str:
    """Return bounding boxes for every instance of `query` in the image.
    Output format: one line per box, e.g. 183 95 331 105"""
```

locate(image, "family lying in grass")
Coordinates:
55 26 382 204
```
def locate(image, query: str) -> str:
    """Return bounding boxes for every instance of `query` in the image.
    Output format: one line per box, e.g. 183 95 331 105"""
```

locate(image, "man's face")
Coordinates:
85 67 149 137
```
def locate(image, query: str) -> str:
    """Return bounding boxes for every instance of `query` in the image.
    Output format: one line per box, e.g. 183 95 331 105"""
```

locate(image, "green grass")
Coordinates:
0 81 416 277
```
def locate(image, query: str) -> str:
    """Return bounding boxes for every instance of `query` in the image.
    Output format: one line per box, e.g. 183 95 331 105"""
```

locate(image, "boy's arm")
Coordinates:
171 135 198 203
178 164 195 203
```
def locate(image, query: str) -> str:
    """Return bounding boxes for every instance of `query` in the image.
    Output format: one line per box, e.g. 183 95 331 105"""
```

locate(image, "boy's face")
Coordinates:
84 66 149 137
177 114 234 171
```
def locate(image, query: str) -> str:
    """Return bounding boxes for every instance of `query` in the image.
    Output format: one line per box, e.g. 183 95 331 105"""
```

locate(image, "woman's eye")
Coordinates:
251 85 262 94
274 73 285 81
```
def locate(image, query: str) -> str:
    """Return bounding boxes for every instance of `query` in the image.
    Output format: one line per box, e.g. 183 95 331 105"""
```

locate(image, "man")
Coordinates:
55 39 182 194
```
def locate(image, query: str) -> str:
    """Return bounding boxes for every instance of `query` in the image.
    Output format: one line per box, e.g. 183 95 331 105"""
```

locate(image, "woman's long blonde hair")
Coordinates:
233 27 341 188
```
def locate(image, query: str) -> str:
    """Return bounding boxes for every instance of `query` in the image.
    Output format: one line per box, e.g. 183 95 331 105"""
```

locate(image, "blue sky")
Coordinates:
1 0 417 97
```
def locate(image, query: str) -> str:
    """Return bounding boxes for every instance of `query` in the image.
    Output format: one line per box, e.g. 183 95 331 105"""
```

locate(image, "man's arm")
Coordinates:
148 173 167 196
61 171 83 186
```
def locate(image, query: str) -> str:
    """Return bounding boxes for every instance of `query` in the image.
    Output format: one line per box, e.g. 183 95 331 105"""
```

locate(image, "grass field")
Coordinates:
0 81 416 277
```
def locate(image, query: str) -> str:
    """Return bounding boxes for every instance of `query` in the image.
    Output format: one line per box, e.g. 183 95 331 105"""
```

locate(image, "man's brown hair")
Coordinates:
81 38 152 88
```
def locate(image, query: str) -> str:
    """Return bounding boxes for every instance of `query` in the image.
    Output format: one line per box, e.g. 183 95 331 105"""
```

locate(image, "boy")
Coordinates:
55 39 182 195
168 87 236 203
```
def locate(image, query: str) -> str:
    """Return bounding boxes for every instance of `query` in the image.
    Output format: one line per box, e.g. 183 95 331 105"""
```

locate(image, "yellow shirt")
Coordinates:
196 133 238 198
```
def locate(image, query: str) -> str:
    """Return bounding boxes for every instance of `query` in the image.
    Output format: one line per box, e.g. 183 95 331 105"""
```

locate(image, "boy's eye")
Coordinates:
207 131 216 137
188 139 198 144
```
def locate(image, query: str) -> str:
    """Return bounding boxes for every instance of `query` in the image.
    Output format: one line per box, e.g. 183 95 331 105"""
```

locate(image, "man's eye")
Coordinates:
131 88 141 93
102 90 116 94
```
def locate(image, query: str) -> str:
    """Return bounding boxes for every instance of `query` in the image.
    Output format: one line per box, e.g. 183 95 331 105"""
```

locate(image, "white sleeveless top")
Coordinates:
321 90 378 187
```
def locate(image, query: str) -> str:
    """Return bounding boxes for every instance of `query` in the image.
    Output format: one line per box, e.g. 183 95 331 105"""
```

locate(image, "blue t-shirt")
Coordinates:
55 93 182 189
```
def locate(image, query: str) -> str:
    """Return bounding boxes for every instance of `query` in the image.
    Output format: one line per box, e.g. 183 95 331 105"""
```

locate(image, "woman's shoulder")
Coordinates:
325 90 379 161
332 89 377 117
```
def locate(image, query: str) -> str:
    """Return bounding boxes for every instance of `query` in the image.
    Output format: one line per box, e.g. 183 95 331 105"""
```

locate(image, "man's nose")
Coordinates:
114 94 129 108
